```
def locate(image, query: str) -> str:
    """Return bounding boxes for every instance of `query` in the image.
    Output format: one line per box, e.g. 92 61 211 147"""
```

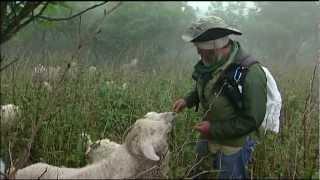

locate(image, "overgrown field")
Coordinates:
0 55 319 179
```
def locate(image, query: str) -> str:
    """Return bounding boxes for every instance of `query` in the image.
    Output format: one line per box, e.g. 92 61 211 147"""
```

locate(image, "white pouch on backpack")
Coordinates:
260 66 282 134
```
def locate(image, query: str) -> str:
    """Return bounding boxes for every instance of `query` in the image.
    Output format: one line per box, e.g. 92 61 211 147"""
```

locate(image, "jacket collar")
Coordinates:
233 43 250 65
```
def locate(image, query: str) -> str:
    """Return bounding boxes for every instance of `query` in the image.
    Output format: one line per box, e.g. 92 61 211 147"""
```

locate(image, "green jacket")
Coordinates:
184 41 267 147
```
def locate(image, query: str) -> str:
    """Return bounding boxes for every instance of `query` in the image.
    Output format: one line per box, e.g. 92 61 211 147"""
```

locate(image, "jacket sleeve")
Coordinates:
209 64 267 140
183 82 200 108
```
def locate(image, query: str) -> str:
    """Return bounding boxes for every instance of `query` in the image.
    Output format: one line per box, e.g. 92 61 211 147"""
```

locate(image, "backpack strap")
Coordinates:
235 55 259 86
221 55 259 109
240 55 258 67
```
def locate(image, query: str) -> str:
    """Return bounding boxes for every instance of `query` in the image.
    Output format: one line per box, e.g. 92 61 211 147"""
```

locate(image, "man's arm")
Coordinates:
183 83 200 108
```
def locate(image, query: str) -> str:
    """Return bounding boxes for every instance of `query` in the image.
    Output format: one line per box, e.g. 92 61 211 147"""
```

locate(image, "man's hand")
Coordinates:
193 121 211 138
172 99 187 113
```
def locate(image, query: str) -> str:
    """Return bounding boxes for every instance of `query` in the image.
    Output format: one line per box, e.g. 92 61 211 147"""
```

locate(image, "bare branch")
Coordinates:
69 1 123 61
302 62 319 169
176 140 198 157
0 57 19 72
9 142 13 173
0 2 8 33
9 106 63 176
1 2 43 44
132 165 160 178
184 154 210 178
187 170 221 179
37 1 108 22
4 2 42 34
105 1 123 15
38 167 48 179
2 2 49 44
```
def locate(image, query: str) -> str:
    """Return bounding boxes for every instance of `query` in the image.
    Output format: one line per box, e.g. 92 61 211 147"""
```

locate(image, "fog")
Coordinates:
1 2 319 70
0 2 319 178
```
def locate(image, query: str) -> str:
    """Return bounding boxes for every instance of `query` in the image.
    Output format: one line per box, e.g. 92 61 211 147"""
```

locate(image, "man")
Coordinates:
172 16 267 179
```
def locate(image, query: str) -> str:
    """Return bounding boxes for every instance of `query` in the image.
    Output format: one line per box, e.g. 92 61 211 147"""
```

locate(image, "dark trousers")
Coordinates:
191 137 256 179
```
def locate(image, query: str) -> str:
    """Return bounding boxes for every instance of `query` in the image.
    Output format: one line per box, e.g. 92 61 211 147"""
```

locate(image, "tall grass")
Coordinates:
0 54 318 179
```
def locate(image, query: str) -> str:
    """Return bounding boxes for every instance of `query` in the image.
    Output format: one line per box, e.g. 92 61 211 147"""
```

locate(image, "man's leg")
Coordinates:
213 137 257 179
188 139 212 179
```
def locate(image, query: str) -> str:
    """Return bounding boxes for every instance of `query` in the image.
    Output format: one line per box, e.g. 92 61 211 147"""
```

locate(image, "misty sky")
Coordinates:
187 1 256 12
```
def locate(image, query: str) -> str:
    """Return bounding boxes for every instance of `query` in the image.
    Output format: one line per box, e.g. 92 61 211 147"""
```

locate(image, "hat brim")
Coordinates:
188 28 242 43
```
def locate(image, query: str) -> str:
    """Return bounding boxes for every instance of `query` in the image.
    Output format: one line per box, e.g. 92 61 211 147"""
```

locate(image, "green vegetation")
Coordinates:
1 55 318 178
0 1 319 179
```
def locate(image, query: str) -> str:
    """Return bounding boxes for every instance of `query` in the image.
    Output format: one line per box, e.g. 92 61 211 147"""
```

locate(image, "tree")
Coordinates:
206 2 319 66
0 1 122 71
2 2 196 67
251 2 319 65
89 2 196 65
0 2 114 45
1 2 46 45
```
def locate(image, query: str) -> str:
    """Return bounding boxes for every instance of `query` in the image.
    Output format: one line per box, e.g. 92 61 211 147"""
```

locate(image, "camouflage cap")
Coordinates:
182 16 242 42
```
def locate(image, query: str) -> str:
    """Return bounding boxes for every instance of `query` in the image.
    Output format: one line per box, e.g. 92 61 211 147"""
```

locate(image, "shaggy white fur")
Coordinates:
82 134 120 164
15 112 176 179
82 131 170 178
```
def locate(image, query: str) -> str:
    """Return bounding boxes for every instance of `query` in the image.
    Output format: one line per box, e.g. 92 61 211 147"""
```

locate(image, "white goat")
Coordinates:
88 66 97 74
1 104 20 130
15 112 176 179
32 62 81 85
83 132 170 178
67 62 79 80
81 133 120 164
121 58 138 72
42 81 52 92
32 64 61 85
87 66 98 79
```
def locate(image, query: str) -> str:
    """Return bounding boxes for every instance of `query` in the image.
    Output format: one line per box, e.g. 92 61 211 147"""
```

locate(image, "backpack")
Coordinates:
222 56 282 135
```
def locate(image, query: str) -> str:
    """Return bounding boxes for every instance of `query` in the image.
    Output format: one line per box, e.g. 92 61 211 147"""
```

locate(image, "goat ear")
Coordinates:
141 141 160 161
